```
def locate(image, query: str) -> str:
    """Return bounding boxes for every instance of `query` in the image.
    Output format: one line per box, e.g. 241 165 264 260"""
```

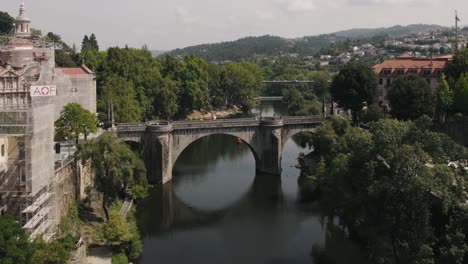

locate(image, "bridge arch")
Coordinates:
171 132 260 173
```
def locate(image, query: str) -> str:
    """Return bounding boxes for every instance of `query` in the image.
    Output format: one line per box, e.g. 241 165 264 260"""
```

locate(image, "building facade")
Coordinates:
372 53 452 104
0 1 96 240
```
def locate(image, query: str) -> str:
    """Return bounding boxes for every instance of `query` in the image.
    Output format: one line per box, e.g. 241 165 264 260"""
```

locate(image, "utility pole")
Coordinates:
455 10 460 52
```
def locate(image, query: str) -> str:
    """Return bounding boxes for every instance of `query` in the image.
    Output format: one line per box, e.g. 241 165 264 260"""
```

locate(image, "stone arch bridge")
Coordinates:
116 116 325 184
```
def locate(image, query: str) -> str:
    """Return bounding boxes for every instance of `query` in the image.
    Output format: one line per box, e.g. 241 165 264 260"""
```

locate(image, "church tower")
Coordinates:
14 0 31 38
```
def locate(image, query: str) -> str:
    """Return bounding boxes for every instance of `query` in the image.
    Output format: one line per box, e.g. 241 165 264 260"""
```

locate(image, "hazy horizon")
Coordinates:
3 0 467 51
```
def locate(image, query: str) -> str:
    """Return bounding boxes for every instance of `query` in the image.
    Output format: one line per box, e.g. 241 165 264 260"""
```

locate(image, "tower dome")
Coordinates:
15 0 31 38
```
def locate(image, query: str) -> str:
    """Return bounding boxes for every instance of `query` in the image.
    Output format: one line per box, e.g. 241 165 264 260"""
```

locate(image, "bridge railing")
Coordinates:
116 116 326 132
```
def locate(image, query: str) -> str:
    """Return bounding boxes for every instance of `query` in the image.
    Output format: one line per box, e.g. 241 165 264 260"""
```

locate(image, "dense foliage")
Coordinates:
310 117 468 263
78 132 148 220
388 75 436 120
0 215 77 264
80 47 265 122
330 62 378 123
435 50 468 120
55 103 98 143
0 11 14 35
0 215 35 264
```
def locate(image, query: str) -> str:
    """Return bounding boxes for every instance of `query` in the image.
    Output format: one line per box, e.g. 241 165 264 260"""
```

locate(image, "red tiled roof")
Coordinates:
373 56 450 77
60 67 88 75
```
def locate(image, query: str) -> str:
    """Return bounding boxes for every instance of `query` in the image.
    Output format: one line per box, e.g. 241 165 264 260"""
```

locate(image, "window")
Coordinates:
408 69 418 75
18 142 25 160
386 78 391 87
382 69 392 75
6 78 13 90
19 167 26 185
396 69 405 75
379 78 383 85
435 69 442 76
1 145 4 157
422 69 432 76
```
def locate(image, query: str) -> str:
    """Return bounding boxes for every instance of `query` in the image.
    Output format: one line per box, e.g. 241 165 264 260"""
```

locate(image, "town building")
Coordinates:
372 53 452 104
0 1 96 240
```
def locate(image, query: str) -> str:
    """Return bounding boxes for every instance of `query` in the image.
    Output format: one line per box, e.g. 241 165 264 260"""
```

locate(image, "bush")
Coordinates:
112 253 129 264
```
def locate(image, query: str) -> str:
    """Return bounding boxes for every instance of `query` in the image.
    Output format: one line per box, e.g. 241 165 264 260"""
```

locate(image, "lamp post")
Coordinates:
83 124 87 141
67 122 71 156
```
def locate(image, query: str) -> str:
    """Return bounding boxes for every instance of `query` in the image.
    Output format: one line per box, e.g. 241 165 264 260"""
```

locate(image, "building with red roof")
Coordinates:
372 53 452 104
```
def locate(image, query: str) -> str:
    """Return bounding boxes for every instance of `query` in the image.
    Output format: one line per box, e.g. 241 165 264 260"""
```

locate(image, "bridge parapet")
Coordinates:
260 117 283 127
148 122 173 133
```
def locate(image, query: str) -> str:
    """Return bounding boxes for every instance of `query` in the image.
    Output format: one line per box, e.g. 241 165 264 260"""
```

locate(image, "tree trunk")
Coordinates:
102 193 109 221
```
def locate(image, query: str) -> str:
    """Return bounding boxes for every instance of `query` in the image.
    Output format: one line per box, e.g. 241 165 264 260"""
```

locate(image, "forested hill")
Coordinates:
166 34 341 61
333 24 448 39
166 35 295 61
163 24 447 61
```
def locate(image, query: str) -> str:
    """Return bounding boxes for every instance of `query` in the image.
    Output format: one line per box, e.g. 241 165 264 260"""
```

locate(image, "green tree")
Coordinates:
78 132 148 220
330 62 378 123
101 211 133 245
436 73 454 120
99 75 142 123
388 75 435 120
55 103 98 144
89 33 99 51
81 35 90 52
445 49 468 82
283 87 305 115
32 235 75 264
362 103 385 123
112 253 129 264
0 11 14 35
221 62 263 112
453 73 468 115
0 215 34 264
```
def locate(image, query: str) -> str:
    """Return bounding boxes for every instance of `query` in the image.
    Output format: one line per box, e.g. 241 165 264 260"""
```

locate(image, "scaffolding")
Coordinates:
0 81 56 241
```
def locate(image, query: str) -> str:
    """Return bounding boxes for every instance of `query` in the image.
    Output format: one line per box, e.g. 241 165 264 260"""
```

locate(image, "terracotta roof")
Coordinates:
373 56 450 77
60 67 89 75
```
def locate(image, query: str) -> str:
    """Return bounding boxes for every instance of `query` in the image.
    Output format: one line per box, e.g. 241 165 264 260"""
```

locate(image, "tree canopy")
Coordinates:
78 132 147 219
330 61 378 123
55 103 98 143
0 215 35 264
309 117 468 263
388 74 435 120
0 11 14 35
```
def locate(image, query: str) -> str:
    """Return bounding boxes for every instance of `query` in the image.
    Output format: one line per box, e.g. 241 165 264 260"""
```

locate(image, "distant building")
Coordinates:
372 53 452 104
0 1 96 240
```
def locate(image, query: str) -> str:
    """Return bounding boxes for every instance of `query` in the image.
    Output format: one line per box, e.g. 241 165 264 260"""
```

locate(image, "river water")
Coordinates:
136 100 367 264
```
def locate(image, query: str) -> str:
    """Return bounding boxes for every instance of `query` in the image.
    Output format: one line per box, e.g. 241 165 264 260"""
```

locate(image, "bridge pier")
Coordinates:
144 123 174 184
255 118 283 176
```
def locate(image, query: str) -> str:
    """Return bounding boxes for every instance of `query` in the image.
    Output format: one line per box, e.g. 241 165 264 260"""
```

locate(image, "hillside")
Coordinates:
333 24 448 39
165 24 448 61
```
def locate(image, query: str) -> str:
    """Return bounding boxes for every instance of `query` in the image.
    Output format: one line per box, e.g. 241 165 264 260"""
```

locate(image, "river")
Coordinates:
136 100 368 264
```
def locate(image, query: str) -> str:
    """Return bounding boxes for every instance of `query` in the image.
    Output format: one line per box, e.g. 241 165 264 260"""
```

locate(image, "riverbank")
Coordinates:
186 106 242 120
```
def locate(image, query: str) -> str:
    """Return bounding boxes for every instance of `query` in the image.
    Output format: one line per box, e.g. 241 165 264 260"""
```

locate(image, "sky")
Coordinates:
3 0 468 51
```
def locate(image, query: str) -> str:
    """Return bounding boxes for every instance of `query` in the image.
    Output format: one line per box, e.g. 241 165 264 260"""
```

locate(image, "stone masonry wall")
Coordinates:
53 158 93 227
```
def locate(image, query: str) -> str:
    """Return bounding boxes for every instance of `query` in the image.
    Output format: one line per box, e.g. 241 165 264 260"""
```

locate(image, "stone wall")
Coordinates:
53 157 93 226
